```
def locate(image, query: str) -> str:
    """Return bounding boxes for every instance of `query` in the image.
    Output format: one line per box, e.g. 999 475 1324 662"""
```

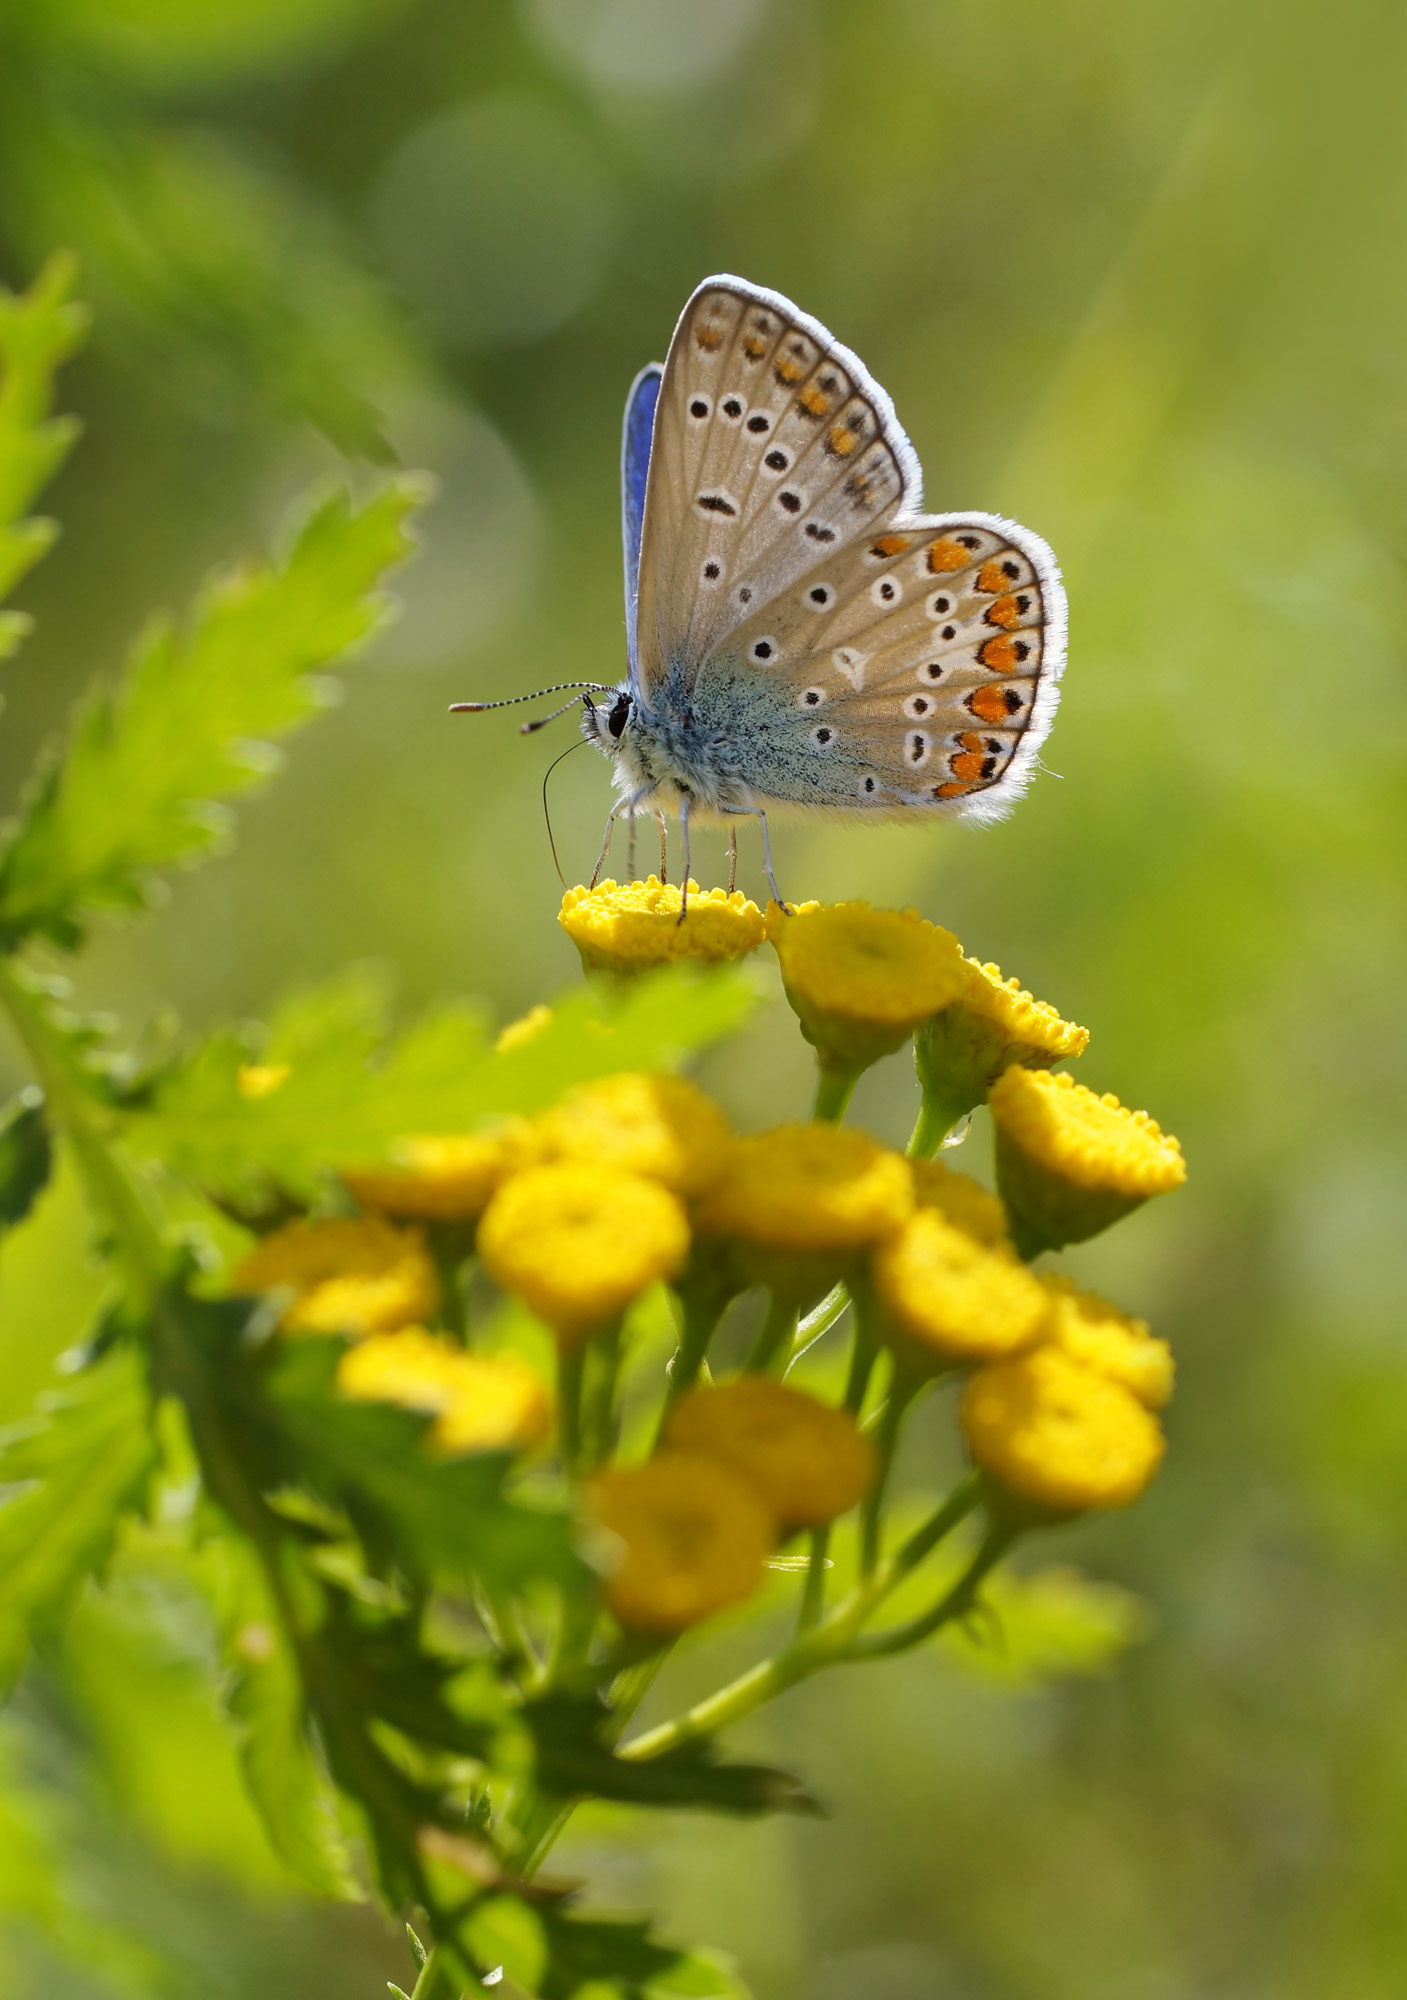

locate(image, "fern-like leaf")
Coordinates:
0 253 89 661
0 475 427 947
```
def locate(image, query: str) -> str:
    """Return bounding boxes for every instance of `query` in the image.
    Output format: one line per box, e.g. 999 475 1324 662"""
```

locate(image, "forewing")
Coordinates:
621 364 662 685
632 276 921 700
709 512 1067 819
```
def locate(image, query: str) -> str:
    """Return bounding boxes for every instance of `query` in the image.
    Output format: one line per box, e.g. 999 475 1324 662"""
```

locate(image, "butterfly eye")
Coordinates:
804 583 835 610
721 396 744 420
750 636 779 664
688 396 712 421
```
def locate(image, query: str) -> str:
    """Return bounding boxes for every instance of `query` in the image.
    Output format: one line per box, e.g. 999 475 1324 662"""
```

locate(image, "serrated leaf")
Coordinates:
126 962 758 1201
462 1894 548 1993
0 1345 154 1692
539 1911 748 2000
0 1086 51 1228
525 1695 820 1819
0 475 427 947
0 254 88 624
942 1563 1151 1687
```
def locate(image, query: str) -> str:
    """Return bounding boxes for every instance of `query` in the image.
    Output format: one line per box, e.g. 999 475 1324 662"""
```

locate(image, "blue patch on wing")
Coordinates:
621 363 662 687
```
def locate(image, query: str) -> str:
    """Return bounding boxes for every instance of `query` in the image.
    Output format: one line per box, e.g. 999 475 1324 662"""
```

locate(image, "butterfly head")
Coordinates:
582 685 634 755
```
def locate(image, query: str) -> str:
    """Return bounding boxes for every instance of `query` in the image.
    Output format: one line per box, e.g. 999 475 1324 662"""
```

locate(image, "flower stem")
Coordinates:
842 1516 1014 1660
745 1289 798 1372
907 1088 972 1160
557 1344 586 1475
812 1061 860 1123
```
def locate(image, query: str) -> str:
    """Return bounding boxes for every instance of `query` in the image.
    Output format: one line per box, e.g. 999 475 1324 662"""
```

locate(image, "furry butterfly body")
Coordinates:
585 275 1067 868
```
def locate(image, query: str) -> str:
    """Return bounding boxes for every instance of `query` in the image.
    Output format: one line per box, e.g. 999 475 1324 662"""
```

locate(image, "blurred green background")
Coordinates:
2 0 1406 1993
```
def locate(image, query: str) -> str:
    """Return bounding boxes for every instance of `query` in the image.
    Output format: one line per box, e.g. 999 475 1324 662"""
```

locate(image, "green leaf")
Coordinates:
539 1911 749 2000
0 1344 154 1692
126 961 758 1201
941 1562 1152 1687
462 1894 549 1994
0 474 427 947
0 253 89 658
524 1695 821 1819
0 1085 51 1228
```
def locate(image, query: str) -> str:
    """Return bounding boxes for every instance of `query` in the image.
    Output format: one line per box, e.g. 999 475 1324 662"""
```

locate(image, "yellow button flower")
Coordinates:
989 1067 1187 1257
1042 1276 1174 1411
910 1158 1009 1247
560 877 765 974
478 1164 690 1345
343 1132 517 1222
768 901 966 1091
912 955 1088 1155
960 1346 1165 1514
586 1454 775 1632
532 1072 732 1199
693 1123 913 1255
666 1376 875 1529
336 1328 552 1456
234 1216 440 1337
873 1208 1050 1364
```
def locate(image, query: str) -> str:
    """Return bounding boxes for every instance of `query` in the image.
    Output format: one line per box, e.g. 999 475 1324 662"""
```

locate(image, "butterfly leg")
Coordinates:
656 813 668 886
589 807 619 890
627 803 636 883
758 810 789 912
727 824 738 896
677 795 692 923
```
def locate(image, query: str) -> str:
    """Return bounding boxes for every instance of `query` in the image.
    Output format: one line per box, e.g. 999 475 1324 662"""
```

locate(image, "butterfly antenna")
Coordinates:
450 681 613 732
541 738 588 889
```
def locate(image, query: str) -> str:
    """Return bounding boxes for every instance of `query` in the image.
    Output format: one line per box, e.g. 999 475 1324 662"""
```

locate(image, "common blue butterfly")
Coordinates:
462 276 1066 903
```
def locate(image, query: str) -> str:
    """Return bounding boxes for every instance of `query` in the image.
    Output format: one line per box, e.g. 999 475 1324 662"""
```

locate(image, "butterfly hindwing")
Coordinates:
699 512 1066 820
634 277 922 698
621 363 662 685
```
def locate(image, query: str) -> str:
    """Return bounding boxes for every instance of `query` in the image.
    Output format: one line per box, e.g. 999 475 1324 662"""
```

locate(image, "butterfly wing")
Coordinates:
621 363 663 688
632 276 921 701
696 511 1066 822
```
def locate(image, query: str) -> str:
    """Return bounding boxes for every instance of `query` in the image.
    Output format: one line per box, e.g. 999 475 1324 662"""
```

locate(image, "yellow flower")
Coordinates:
768 900 966 1078
560 877 765 974
960 1345 1165 1514
912 955 1088 1154
532 1073 732 1199
234 1216 439 1337
873 1208 1050 1364
495 1003 552 1053
1041 1276 1174 1411
343 1132 517 1222
666 1375 875 1529
910 1158 1009 1247
693 1124 913 1256
586 1454 774 1632
237 1063 289 1100
336 1328 552 1456
989 1067 1187 1256
478 1164 690 1344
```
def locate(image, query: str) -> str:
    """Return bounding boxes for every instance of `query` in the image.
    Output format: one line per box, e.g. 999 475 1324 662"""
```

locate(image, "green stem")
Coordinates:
745 1288 798 1372
557 1344 586 1476
582 1318 624 1468
620 1475 983 1761
812 1062 861 1123
906 1090 972 1160
657 1282 728 1431
796 1525 830 1631
859 1369 921 1576
842 1517 1014 1660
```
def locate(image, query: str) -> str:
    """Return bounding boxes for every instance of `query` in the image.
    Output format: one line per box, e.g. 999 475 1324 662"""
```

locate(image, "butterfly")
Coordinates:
461 276 1066 903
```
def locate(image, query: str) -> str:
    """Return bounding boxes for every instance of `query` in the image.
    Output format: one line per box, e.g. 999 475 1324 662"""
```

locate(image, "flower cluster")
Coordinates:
228 893 1185 1650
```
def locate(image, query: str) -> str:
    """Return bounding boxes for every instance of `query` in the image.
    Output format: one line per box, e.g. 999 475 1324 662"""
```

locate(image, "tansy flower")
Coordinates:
237 1063 290 1100
910 1157 1009 1247
666 1376 875 1529
234 1216 440 1337
560 877 765 974
586 1455 774 1632
960 1345 1165 1515
1041 1276 1174 1411
873 1208 1050 1365
495 1004 552 1053
336 1328 551 1456
477 1164 689 1345
692 1124 913 1301
531 1072 731 1199
343 1131 518 1222
989 1068 1187 1257
912 956 1088 1155
768 901 965 1105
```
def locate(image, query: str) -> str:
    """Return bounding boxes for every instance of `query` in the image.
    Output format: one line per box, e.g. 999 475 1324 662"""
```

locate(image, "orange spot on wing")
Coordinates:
696 324 724 352
950 750 987 781
926 538 971 573
800 384 830 415
742 334 766 359
775 354 805 384
966 683 1011 725
984 594 1023 630
870 534 912 557
978 635 1021 670
976 560 1009 594
828 421 857 456
936 780 973 798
